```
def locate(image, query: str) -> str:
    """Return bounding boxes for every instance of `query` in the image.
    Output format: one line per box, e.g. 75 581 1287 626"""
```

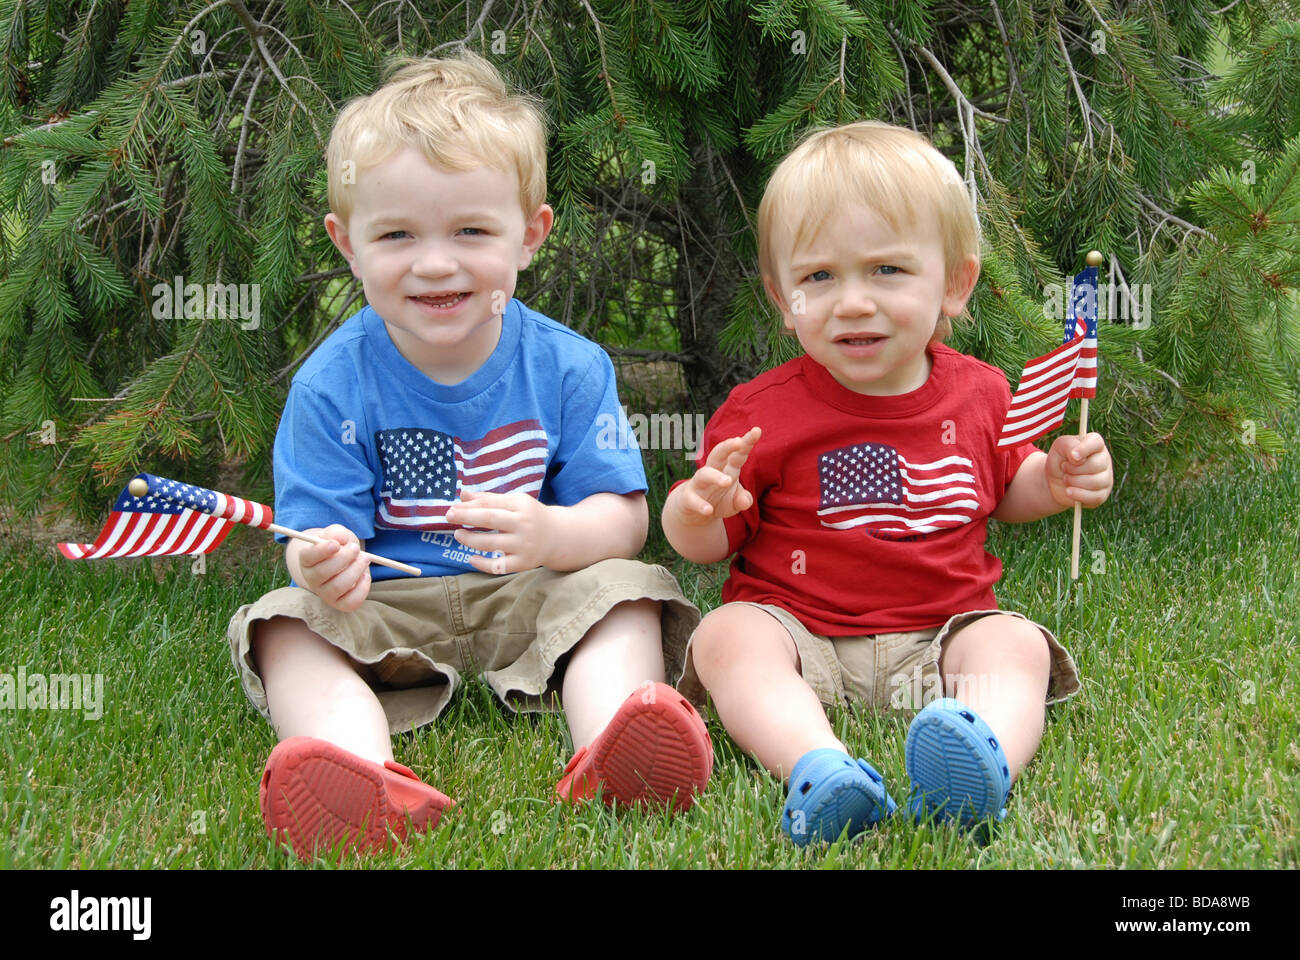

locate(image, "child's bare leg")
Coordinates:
690 604 844 779
937 614 1051 780
252 615 393 766
561 598 665 749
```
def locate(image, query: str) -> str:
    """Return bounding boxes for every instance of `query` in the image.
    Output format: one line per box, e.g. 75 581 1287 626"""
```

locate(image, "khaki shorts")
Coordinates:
678 603 1081 714
227 558 700 735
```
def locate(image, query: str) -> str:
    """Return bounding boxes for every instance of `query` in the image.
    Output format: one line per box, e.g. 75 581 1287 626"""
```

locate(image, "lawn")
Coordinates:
1 428 1296 869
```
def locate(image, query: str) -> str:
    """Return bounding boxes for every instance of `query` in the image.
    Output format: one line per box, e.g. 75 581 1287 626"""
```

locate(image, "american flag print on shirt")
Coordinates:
374 419 549 530
817 442 979 539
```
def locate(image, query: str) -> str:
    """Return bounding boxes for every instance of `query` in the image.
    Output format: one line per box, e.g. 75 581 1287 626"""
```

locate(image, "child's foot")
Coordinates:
260 737 454 862
781 748 897 847
555 682 713 812
905 698 1011 828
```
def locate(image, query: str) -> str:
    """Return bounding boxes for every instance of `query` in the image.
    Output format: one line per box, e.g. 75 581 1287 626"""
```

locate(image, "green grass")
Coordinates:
2 432 1297 869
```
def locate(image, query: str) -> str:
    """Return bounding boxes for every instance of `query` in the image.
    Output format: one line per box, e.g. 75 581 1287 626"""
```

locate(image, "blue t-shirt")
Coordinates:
273 298 646 580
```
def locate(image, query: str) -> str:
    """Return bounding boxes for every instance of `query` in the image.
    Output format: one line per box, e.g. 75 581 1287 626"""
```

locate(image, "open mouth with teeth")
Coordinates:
836 334 884 345
411 292 470 308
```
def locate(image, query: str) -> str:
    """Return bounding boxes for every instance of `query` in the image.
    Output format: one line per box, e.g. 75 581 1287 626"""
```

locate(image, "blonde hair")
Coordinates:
326 50 547 223
757 121 979 340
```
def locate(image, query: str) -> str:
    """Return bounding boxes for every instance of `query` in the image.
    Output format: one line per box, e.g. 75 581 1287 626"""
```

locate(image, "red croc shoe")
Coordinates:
555 682 713 813
259 737 454 862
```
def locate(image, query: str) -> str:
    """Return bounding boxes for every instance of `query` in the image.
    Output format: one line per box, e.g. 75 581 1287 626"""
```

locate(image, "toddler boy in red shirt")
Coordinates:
663 121 1112 845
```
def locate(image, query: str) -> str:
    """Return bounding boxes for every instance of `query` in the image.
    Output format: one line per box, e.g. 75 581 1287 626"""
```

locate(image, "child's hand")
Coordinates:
446 490 554 575
671 426 762 526
1045 432 1113 508
293 524 372 612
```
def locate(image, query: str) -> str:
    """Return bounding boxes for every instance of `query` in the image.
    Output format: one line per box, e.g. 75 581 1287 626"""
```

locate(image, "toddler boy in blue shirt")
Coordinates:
227 52 711 861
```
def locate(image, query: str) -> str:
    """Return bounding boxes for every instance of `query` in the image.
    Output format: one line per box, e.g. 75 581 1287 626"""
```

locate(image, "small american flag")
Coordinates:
375 419 548 530
998 263 1101 448
1068 264 1099 399
817 442 979 538
56 473 268 559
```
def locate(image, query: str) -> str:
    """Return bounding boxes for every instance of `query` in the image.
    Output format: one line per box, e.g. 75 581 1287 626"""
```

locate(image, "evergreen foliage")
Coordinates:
1 1 1297 519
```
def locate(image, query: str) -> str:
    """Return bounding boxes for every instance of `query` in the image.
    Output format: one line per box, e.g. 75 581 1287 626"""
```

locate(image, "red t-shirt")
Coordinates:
687 344 1038 635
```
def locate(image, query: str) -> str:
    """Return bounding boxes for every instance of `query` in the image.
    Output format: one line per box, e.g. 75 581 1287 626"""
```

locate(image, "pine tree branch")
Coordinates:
903 35 1009 125
432 0 497 53
602 346 686 363
212 50 261 131
1041 16 1216 244
326 0 368 33
24 111 100 134
590 183 679 241
159 70 240 90
273 286 365 384
578 0 622 125
171 0 237 69
989 0 1031 134
152 184 190 279
1055 24 1094 152
707 143 756 234
1138 193 1213 240
226 0 324 144
230 67 263 194
296 266 353 284
884 27 918 130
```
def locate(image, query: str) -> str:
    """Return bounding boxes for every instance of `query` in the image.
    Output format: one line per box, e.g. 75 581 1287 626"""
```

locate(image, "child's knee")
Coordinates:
689 606 794 687
688 609 745 683
250 615 337 673
608 597 662 630
575 598 663 654
941 614 1051 680
1000 618 1052 676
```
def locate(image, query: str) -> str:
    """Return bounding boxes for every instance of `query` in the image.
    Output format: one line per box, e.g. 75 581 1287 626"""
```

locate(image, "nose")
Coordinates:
411 240 457 278
834 279 877 317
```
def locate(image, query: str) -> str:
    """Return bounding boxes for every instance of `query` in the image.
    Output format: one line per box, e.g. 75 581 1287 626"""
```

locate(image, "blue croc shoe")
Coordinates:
781 748 898 847
906 698 1011 828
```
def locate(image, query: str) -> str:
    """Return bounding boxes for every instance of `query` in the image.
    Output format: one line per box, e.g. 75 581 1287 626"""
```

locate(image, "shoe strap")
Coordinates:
384 759 420 781
561 746 589 774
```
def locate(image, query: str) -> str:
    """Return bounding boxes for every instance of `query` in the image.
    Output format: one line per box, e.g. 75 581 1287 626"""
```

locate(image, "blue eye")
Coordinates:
807 269 831 282
459 227 485 236
878 265 900 275
381 230 409 240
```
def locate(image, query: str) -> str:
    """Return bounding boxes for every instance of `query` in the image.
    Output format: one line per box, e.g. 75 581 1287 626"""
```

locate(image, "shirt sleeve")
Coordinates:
272 381 378 541
546 348 648 505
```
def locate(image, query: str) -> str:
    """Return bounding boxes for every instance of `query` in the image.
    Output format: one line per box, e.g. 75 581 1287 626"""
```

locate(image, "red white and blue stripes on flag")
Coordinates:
1067 264 1099 399
997 266 1100 447
57 473 272 559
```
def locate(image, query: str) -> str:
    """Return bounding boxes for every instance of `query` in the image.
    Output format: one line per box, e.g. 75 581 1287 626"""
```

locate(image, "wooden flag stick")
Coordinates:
126 478 421 576
1070 249 1103 581
264 523 422 576
1070 396 1089 580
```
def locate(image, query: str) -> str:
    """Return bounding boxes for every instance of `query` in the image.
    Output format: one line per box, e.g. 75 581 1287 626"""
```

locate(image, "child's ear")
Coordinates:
517 203 555 269
324 213 361 279
942 254 981 316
